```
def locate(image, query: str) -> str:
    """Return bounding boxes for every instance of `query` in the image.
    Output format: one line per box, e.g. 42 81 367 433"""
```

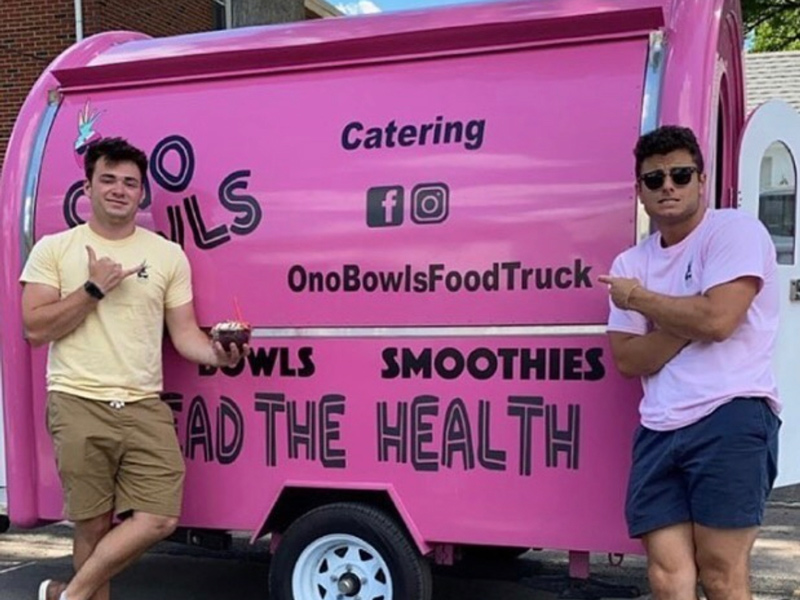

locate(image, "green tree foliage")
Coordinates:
743 0 800 52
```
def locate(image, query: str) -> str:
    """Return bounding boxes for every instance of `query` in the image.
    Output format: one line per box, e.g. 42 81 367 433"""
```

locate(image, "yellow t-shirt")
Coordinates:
20 224 193 402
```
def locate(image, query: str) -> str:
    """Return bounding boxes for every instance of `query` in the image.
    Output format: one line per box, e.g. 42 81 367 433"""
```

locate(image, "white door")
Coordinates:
739 99 800 487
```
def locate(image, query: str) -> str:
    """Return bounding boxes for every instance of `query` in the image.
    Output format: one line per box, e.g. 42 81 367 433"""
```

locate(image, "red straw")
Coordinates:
233 296 244 323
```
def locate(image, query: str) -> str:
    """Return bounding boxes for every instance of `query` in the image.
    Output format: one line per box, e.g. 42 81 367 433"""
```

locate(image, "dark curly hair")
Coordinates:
84 137 148 183
634 126 704 177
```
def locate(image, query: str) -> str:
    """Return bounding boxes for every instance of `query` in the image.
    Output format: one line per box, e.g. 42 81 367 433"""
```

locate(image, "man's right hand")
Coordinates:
86 245 143 294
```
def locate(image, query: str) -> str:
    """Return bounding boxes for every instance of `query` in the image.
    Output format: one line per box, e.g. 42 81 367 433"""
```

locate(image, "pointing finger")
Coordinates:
597 275 613 284
86 245 97 264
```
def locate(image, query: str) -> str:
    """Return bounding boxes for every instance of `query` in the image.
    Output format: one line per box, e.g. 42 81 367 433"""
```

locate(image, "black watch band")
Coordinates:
84 280 105 300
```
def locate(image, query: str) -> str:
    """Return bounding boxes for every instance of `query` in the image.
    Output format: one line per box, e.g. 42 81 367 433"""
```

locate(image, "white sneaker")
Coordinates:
37 579 67 600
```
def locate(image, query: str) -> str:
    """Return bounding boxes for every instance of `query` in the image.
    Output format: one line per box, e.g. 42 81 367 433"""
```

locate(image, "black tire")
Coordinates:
269 502 432 600
0 515 9 534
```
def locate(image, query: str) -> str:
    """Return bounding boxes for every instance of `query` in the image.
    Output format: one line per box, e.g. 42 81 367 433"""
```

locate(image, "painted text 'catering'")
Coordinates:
341 116 486 151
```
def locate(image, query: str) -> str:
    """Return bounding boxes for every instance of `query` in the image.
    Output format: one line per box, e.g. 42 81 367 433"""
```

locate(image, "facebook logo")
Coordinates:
367 185 404 227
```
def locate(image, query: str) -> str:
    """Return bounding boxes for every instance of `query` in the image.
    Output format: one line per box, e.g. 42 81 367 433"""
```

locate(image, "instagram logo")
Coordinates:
367 186 404 228
411 183 449 224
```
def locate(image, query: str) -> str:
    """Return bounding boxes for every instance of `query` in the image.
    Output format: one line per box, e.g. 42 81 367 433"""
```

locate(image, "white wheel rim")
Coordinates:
291 533 394 600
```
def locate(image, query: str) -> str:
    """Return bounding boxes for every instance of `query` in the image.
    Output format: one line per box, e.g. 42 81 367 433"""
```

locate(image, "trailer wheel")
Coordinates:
269 502 432 600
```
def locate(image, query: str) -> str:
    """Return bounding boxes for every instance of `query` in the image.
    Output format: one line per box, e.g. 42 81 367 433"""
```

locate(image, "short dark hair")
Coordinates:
634 125 704 176
84 137 148 183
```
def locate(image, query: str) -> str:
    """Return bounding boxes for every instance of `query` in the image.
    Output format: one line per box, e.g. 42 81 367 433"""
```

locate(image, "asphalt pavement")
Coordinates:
1 485 798 600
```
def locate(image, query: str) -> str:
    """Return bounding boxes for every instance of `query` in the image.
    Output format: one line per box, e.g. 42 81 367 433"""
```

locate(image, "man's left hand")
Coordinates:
598 275 643 310
212 341 250 368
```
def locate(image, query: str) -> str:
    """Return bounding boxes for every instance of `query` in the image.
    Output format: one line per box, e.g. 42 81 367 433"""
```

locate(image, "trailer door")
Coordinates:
738 99 800 487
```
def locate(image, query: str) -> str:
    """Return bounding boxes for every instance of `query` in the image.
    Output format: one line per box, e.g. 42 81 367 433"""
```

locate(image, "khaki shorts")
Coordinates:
47 391 185 521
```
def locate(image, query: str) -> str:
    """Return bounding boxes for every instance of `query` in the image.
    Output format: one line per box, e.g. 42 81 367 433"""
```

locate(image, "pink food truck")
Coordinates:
2 0 799 598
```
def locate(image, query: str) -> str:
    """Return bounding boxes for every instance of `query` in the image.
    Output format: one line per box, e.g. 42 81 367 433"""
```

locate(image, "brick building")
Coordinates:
0 0 340 168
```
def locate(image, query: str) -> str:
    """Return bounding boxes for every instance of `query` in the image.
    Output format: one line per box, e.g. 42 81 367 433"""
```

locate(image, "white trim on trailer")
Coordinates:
250 324 609 338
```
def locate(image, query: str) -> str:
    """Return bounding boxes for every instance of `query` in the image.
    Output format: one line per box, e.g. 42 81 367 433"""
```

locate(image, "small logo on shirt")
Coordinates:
684 260 693 282
137 262 150 283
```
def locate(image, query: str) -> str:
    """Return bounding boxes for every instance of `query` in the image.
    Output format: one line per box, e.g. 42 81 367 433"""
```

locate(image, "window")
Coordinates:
213 0 230 30
758 142 797 265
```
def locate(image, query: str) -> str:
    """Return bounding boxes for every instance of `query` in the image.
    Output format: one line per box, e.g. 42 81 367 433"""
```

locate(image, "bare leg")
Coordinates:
642 522 700 600
73 513 113 600
694 524 759 600
64 512 177 600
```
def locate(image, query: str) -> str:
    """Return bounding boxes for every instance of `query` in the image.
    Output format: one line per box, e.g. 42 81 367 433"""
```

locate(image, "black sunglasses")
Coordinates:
639 166 698 191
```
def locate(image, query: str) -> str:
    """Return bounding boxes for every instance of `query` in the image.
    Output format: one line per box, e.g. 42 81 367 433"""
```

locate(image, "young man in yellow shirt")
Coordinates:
21 137 246 600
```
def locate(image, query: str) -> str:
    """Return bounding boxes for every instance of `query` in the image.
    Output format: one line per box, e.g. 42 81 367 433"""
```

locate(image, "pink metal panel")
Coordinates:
35 40 646 328
51 0 664 90
34 337 642 553
170 336 643 553
26 36 649 554
658 0 745 166
4 0 746 559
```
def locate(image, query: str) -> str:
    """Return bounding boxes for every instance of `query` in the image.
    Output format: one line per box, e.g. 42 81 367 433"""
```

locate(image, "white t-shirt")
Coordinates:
607 209 780 431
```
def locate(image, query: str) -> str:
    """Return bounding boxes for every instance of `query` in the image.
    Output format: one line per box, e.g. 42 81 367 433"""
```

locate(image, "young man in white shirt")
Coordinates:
600 126 781 600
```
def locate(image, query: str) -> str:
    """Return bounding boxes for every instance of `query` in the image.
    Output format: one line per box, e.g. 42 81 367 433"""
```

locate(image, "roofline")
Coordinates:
51 0 665 91
746 50 800 58
305 0 342 18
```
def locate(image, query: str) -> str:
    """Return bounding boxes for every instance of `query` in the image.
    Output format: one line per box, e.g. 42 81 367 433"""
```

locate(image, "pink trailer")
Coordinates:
2 0 799 598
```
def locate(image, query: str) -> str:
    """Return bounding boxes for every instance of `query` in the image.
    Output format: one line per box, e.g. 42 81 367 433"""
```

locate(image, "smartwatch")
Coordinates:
84 280 105 300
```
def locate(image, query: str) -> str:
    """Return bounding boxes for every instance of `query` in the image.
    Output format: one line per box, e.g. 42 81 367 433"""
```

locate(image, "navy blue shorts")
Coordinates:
626 397 780 538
